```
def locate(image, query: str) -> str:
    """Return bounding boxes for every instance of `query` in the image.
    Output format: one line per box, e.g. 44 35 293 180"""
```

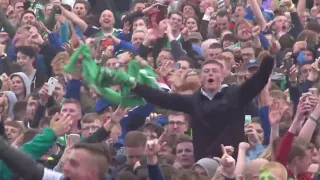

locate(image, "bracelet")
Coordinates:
309 115 319 122
289 4 295 10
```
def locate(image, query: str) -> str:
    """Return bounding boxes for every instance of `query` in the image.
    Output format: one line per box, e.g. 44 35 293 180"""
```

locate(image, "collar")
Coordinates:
201 84 228 100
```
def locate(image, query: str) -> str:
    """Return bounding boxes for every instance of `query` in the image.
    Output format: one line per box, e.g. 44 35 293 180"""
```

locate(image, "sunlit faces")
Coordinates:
16 51 34 71
5 125 21 144
157 50 173 66
60 102 82 125
133 2 145 12
21 13 36 25
0 92 9 114
205 48 223 61
200 62 224 93
241 47 255 63
10 76 25 98
169 13 183 31
26 96 39 119
132 18 147 31
73 3 87 19
236 22 252 41
166 113 188 136
125 146 145 166
63 149 99 180
99 10 115 29
104 57 118 69
216 16 229 31
273 15 288 33
175 141 194 168
185 17 198 32
182 5 195 19
14 2 24 15
131 31 146 48
81 120 102 138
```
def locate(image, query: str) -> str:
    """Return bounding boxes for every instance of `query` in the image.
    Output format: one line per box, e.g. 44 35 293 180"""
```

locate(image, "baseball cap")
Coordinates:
245 59 260 70
189 32 203 41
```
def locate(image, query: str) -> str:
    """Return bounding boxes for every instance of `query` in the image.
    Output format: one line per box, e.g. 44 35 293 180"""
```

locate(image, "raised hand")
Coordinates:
245 126 261 147
50 113 73 136
238 142 250 152
220 144 236 177
145 131 167 165
39 83 50 105
268 101 283 126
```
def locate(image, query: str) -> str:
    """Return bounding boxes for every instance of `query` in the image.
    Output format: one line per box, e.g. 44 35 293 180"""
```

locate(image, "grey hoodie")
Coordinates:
4 91 17 119
194 158 219 179
9 72 31 99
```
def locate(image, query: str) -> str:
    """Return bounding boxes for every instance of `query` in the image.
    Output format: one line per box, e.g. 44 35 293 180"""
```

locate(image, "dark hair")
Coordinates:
16 46 36 59
177 56 195 68
216 9 229 18
168 11 184 21
27 93 40 101
209 43 222 50
73 0 90 10
20 10 36 20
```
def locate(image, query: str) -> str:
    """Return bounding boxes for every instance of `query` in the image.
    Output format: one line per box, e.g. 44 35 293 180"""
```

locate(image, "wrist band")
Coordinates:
309 115 319 122
289 4 295 10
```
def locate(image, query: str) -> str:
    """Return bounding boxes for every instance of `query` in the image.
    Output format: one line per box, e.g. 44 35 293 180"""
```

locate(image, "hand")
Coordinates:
268 101 283 126
205 7 214 16
224 145 234 155
50 113 73 136
0 44 5 55
145 132 166 165
293 41 307 54
146 113 162 123
288 65 298 81
234 61 247 77
62 43 74 55
39 83 50 105
181 27 189 40
245 126 261 147
29 31 45 46
307 94 319 113
157 61 173 77
104 105 128 130
142 2 165 14
238 142 250 152
220 144 235 177
55 14 67 24
281 0 293 7
251 26 261 37
269 39 281 54
1 73 10 91
166 23 174 40
308 59 319 81
295 94 313 119
118 51 133 65
38 21 51 34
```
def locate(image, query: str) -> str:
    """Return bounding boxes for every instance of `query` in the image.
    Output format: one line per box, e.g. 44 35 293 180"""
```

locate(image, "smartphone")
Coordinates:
56 8 62 14
47 77 58 96
172 63 180 69
1 73 8 82
100 38 113 47
23 1 31 10
67 134 81 145
245 115 252 126
283 57 293 72
309 88 318 97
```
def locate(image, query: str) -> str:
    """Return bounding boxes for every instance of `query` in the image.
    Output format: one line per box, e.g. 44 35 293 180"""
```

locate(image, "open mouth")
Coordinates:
281 25 286 30
208 78 214 83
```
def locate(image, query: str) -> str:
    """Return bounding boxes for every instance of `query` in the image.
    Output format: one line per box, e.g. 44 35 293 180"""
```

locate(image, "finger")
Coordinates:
220 144 227 155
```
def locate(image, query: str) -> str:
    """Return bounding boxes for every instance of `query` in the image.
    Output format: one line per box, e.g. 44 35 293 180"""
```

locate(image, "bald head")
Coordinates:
244 158 269 180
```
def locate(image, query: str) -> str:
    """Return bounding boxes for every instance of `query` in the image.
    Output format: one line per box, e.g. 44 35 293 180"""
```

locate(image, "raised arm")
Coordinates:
60 4 88 32
247 0 267 29
238 55 274 105
133 84 194 114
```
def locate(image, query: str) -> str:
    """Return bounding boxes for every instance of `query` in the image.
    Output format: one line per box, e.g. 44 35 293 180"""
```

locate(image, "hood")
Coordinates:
194 158 219 179
10 72 31 99
4 91 17 119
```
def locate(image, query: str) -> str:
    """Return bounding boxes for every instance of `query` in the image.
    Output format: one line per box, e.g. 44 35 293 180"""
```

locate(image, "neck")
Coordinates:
69 123 80 134
24 67 35 77
102 27 113 34
172 30 180 38
16 93 25 101
203 86 220 94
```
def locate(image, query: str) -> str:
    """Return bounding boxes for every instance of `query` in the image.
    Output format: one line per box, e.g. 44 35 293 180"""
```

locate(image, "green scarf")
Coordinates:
64 44 158 107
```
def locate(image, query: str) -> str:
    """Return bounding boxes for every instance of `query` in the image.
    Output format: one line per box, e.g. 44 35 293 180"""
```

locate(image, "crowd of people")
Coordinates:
0 0 320 179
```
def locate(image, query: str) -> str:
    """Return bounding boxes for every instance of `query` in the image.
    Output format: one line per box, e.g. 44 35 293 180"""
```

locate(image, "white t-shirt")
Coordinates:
42 168 64 180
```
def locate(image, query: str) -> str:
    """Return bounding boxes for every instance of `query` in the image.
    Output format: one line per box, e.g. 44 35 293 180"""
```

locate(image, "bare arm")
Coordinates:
235 143 250 177
297 0 306 18
247 0 267 29
60 5 88 32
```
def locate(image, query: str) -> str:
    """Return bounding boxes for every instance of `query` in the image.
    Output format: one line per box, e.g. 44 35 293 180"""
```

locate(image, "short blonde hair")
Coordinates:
259 162 287 180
